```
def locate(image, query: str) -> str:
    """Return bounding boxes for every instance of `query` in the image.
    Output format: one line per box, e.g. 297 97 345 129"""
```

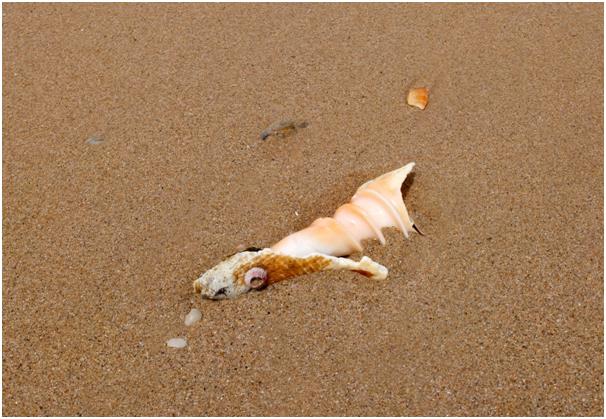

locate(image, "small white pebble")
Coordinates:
184 308 202 326
166 337 187 348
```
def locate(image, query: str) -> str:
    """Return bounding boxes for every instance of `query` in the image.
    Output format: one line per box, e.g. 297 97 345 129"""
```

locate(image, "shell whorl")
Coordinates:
271 163 416 258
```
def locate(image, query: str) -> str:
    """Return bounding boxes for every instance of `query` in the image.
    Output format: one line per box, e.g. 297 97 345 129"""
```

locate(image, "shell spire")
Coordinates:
271 163 417 258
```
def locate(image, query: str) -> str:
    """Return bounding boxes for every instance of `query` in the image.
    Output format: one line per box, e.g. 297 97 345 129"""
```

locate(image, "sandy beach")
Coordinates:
2 3 603 415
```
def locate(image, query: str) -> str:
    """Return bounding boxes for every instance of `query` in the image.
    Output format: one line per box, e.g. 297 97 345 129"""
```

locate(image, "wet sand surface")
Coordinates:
2 4 603 416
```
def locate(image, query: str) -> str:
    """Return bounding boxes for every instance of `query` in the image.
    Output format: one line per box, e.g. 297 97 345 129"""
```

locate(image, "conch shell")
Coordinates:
194 162 420 299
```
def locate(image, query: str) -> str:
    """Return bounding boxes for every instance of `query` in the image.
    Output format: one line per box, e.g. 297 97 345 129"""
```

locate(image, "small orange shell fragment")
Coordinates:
407 87 429 110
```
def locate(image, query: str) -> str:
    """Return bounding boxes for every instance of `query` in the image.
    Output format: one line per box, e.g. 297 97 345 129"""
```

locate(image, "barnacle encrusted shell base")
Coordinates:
194 248 387 295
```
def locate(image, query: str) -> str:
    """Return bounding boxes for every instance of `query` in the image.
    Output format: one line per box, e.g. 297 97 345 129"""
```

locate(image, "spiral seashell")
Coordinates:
193 162 420 299
271 162 416 258
244 267 269 289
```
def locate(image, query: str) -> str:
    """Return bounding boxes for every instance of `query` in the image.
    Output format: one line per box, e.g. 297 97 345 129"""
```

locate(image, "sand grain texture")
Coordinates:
3 3 603 416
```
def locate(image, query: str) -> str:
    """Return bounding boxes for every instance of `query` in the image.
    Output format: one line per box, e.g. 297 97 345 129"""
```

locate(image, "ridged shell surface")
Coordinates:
271 163 416 258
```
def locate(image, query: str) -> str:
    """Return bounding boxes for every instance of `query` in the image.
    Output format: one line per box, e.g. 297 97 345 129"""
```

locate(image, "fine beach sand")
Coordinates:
2 3 603 416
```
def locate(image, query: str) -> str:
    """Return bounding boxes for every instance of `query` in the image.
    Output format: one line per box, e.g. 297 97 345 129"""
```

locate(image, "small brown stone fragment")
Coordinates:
260 119 308 140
